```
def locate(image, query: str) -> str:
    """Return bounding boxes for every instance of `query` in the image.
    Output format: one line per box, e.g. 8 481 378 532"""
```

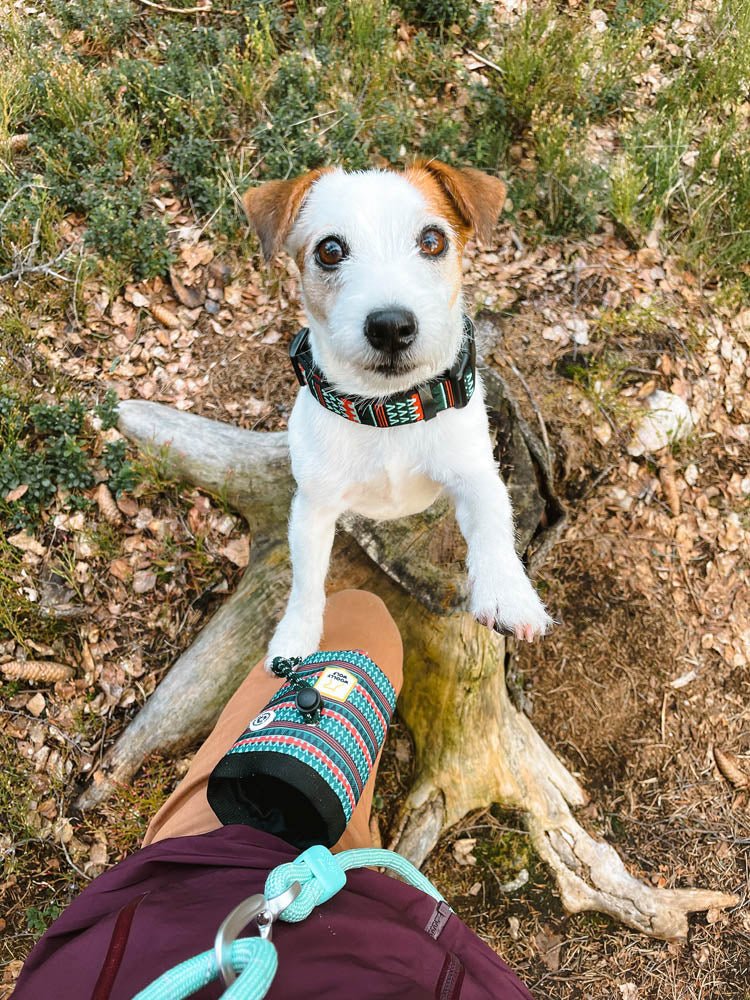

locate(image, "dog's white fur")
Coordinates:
244 165 553 663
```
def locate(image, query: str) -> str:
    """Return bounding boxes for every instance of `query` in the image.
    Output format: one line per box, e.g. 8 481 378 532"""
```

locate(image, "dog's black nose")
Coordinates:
364 308 418 353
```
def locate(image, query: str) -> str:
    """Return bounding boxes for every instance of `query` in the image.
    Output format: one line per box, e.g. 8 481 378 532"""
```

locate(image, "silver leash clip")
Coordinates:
214 882 301 987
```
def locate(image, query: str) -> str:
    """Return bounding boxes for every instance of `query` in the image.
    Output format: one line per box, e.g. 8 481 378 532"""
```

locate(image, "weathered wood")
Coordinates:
74 394 738 939
381 583 735 938
115 400 294 534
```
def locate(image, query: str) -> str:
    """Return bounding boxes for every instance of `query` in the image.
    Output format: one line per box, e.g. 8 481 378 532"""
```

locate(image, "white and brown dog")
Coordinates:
244 160 552 664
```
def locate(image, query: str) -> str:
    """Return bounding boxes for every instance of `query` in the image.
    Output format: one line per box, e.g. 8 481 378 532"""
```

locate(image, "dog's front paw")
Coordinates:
265 613 322 673
472 573 553 642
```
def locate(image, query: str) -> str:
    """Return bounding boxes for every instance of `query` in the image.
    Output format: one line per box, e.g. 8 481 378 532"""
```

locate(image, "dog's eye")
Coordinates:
419 227 447 257
314 237 348 269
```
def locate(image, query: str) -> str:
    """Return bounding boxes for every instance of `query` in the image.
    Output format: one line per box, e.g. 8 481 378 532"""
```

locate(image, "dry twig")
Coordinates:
0 246 73 285
506 359 552 469
134 0 236 13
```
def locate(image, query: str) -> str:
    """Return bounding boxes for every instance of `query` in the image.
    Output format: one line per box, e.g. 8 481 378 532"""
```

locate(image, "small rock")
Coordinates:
593 422 612 446
204 298 221 315
452 838 477 866
542 324 569 345
508 916 521 940
627 390 694 456
566 316 589 345
27 692 46 717
611 486 632 511
684 463 698 486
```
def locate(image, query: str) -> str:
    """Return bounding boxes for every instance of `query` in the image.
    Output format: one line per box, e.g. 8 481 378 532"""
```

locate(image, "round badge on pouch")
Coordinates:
247 710 276 732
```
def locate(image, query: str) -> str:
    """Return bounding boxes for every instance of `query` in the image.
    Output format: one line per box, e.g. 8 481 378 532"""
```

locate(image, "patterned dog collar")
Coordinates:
289 315 476 427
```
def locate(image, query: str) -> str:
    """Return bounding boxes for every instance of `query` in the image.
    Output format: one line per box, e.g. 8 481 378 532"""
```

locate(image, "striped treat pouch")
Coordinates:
207 650 396 849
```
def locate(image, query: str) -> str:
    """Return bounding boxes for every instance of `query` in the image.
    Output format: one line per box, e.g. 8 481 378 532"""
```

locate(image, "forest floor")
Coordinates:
1 1 749 997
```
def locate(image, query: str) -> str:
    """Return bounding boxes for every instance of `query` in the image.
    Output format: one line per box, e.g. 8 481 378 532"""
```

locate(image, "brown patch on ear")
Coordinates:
242 168 331 262
404 165 472 248
411 159 507 245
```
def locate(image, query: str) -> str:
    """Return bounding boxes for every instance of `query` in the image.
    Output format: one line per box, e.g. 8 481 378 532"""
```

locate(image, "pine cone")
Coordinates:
96 483 122 524
150 303 180 329
2 660 74 683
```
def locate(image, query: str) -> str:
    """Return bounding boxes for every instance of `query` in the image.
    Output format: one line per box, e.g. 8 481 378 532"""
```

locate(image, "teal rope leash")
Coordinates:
133 939 277 1000
134 846 446 1000
264 845 444 922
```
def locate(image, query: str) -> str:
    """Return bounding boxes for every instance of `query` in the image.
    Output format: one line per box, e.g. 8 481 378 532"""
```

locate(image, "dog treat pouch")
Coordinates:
207 650 396 849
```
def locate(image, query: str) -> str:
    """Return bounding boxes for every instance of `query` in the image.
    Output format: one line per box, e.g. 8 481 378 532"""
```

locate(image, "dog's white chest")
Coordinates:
342 467 442 521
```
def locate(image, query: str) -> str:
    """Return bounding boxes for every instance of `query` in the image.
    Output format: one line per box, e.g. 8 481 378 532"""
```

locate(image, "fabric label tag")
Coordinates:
424 900 452 940
314 667 357 703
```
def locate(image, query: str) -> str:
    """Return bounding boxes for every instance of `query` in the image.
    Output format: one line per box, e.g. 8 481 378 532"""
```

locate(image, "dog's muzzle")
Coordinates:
364 307 417 354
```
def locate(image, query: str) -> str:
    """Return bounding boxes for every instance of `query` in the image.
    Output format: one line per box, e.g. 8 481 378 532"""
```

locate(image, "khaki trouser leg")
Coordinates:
142 590 403 853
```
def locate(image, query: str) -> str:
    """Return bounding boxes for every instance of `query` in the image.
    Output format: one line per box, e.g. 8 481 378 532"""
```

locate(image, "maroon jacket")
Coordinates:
13 826 533 999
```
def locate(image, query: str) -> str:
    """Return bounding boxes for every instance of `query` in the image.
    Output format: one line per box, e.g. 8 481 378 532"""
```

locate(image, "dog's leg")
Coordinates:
266 490 339 667
449 471 553 641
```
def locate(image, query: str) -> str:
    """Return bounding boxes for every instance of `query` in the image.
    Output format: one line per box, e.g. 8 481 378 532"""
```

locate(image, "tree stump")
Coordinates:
75 365 736 940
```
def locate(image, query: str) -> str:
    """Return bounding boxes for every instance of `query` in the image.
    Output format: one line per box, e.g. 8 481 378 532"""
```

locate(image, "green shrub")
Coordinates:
252 53 324 176
532 108 607 235
609 153 648 241
86 191 173 279
103 439 137 496
25 904 63 937
0 394 139 530
0 446 57 524
396 0 473 31
30 399 85 438
462 86 510 173
95 390 120 431
49 0 138 52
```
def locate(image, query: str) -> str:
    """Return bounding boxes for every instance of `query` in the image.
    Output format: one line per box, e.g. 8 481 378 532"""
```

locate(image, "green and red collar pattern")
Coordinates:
289 315 476 427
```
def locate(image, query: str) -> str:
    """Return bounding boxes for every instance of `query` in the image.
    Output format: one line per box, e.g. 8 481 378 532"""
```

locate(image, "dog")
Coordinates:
243 160 552 664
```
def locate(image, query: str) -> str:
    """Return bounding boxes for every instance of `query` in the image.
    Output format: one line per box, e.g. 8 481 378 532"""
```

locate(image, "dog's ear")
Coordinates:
242 168 330 262
415 160 507 245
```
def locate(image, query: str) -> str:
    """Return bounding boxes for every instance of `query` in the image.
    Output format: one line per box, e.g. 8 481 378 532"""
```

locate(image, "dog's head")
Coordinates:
243 162 506 396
